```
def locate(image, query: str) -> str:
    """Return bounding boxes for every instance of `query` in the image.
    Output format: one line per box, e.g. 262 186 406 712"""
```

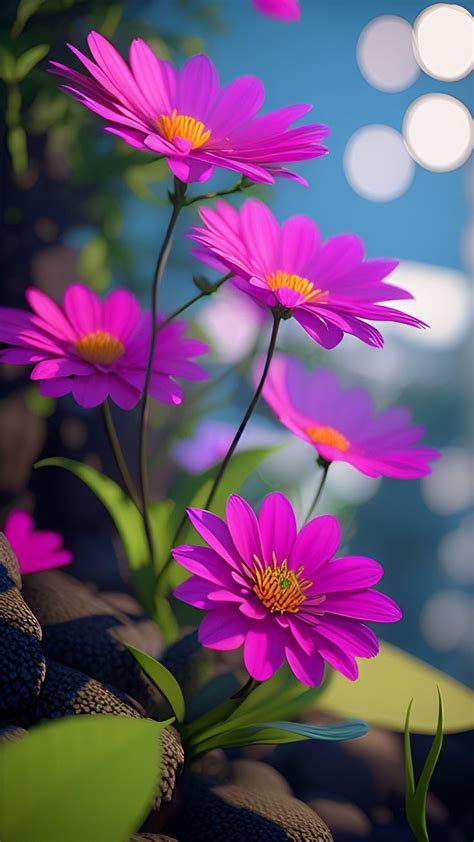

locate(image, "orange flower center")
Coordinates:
157 110 211 149
75 330 124 366
266 271 326 303
252 553 312 614
305 425 351 452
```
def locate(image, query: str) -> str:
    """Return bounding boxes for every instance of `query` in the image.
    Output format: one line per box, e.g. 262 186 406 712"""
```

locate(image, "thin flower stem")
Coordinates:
231 675 260 701
184 176 249 207
154 315 281 598
101 399 141 510
158 273 231 331
138 178 187 575
304 461 331 523
203 313 281 512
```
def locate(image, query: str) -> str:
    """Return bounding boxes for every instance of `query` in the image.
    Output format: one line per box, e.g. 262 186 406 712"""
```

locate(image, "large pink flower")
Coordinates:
50 32 329 185
173 493 401 686
0 284 208 410
3 511 72 575
189 199 427 349
252 0 300 20
261 355 441 478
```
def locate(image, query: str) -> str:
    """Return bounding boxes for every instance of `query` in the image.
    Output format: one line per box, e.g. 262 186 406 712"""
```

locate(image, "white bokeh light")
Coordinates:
421 590 473 651
438 515 474 584
422 448 474 515
344 125 415 201
357 15 420 92
403 94 473 172
413 4 473 82
196 283 264 364
383 261 471 349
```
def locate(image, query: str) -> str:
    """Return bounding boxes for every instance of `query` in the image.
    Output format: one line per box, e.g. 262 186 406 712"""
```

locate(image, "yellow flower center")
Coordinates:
252 553 312 614
267 271 326 303
75 330 125 366
305 425 351 452
157 110 211 149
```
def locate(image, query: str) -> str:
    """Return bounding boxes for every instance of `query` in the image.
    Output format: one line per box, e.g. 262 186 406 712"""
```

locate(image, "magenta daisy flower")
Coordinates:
173 493 401 685
261 355 441 478
189 199 427 348
0 285 208 410
252 0 301 20
50 32 329 185
3 510 72 575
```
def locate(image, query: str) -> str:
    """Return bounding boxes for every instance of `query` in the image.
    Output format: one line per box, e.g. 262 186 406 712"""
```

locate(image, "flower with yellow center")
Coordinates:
75 330 125 366
252 552 313 614
157 110 211 149
267 271 327 304
305 424 351 452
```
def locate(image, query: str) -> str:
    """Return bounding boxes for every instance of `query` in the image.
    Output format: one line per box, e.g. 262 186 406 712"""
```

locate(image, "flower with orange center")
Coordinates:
157 110 211 149
75 330 125 366
267 271 326 305
305 425 350 453
252 553 313 614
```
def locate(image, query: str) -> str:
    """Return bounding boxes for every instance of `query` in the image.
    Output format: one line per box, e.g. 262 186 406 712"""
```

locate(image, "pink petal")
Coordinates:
240 200 279 276
314 635 359 681
172 545 234 586
316 616 379 659
186 508 241 569
129 38 177 115
294 308 344 349
280 216 321 275
167 156 215 183
31 358 94 380
177 54 219 120
63 284 102 335
107 375 141 410
323 589 402 623
244 615 286 680
258 492 297 566
226 494 263 566
313 556 384 594
285 640 325 687
103 289 141 339
289 515 341 576
25 288 76 342
198 607 248 650
71 373 110 408
207 76 265 139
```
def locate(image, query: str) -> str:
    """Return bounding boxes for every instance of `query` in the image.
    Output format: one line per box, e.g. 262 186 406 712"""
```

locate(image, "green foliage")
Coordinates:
126 644 185 723
0 715 165 842
15 44 49 80
404 689 444 842
78 235 112 292
11 0 47 38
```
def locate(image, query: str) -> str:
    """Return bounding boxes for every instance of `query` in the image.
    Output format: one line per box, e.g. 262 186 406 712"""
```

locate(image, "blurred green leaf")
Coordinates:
126 644 185 723
405 688 444 842
7 125 28 176
23 384 55 417
0 47 16 83
100 2 124 38
78 236 111 292
11 0 47 39
15 44 49 81
0 715 164 842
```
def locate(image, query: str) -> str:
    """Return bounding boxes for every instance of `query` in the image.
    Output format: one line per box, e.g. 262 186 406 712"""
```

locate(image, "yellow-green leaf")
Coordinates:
319 641 474 734
126 644 185 723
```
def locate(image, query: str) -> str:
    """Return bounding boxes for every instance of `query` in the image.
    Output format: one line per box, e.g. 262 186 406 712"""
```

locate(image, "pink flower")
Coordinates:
261 355 441 478
189 199 427 349
0 285 208 410
252 0 300 20
173 493 401 685
3 511 72 575
50 32 328 185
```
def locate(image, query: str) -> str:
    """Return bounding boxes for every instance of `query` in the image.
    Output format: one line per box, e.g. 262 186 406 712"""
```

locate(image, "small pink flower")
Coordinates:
252 0 300 20
3 511 72 575
260 355 441 479
50 32 328 185
173 493 401 686
189 199 427 349
0 284 208 410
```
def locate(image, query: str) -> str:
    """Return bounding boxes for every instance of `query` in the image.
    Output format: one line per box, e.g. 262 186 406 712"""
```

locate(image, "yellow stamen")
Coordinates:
75 330 124 366
305 425 350 452
252 552 312 614
267 271 326 303
157 109 211 149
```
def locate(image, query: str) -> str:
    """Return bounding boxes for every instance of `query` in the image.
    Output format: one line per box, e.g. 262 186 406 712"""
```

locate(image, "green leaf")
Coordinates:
35 458 155 612
0 715 164 842
78 236 111 292
126 644 185 723
7 125 27 176
15 44 49 80
190 718 368 759
0 47 16 83
11 0 47 38
318 641 474 734
405 688 444 842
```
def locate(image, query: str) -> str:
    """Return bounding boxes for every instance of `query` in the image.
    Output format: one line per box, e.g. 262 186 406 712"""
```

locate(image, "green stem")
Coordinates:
101 399 141 510
184 176 250 207
137 178 186 574
158 273 231 331
203 313 281 511
304 460 330 523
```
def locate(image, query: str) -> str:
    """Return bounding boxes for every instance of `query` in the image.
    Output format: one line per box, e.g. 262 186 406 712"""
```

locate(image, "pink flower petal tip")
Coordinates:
3 510 73 576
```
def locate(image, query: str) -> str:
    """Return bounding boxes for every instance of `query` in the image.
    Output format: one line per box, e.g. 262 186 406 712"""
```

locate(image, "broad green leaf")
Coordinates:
11 0 47 38
0 715 164 842
126 644 185 723
15 44 49 80
318 641 474 734
0 47 16 83
405 689 444 842
190 718 368 759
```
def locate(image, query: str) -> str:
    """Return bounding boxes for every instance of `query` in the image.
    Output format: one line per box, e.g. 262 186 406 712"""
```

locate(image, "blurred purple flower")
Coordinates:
50 32 328 184
252 0 300 21
261 354 441 478
173 492 401 685
4 511 72 575
173 418 282 474
189 199 427 349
